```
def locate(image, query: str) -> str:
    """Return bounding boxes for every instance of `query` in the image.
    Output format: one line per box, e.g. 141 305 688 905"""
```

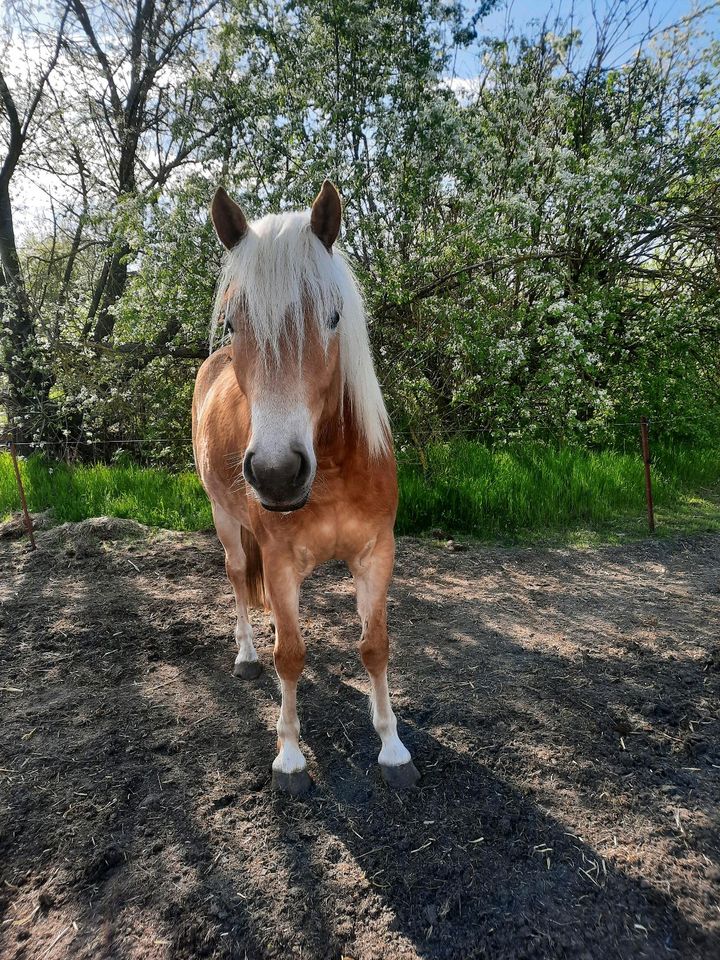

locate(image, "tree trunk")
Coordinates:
90 244 130 342
87 131 138 342
0 181 53 443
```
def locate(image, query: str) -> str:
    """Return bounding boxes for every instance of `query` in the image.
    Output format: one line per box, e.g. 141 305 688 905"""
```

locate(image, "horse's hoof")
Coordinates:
381 760 420 790
233 659 262 680
271 768 312 796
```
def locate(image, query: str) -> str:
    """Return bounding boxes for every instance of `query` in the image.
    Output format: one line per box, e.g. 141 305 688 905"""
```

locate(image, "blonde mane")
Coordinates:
210 210 390 457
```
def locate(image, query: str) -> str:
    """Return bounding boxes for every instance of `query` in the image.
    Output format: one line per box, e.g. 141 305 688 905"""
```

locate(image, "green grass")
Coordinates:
1 440 719 544
395 441 720 543
0 455 212 531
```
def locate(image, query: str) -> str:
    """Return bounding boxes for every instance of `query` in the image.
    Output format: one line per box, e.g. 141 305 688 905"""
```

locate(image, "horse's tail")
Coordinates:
241 526 265 610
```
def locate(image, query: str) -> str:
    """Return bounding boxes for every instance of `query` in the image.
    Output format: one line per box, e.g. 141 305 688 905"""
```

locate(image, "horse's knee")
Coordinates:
360 632 389 677
225 557 245 583
274 636 306 682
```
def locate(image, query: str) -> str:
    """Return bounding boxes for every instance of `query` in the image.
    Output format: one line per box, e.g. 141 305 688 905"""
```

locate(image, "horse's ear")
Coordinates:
211 187 248 250
310 180 341 250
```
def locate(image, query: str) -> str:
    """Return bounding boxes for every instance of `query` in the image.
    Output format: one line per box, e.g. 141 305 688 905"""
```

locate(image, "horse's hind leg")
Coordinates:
212 503 261 680
352 535 419 789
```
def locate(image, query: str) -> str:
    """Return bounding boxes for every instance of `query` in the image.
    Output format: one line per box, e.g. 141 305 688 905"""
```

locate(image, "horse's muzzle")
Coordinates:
243 448 313 511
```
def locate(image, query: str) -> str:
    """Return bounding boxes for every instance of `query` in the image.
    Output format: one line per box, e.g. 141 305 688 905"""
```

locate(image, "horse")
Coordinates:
192 181 419 794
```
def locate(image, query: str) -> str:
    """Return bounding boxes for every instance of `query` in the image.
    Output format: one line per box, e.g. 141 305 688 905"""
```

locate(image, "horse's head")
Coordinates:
210 182 345 512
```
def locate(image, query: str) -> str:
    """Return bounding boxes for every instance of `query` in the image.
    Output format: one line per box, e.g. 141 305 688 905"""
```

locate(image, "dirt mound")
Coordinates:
0 509 53 539
40 514 151 543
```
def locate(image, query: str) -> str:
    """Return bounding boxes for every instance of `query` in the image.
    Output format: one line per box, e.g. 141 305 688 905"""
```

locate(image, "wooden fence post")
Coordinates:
639 416 655 533
3 432 37 550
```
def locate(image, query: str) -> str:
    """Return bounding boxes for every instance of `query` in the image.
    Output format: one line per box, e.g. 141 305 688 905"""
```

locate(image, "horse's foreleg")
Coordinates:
212 503 261 680
265 563 311 794
352 537 419 789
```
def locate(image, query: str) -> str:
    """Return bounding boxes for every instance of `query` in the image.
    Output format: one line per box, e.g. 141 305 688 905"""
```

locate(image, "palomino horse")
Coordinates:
192 181 419 794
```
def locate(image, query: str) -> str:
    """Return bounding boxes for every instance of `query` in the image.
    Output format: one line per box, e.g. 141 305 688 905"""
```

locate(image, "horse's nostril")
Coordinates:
292 449 310 485
243 451 256 487
293 448 311 486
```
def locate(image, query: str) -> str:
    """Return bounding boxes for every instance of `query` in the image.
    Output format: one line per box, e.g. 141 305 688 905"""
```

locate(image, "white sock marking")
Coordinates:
274 676 307 773
234 618 258 664
370 670 411 767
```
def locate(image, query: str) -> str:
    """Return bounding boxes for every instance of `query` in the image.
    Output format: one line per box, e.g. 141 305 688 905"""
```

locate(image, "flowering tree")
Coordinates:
1 0 718 458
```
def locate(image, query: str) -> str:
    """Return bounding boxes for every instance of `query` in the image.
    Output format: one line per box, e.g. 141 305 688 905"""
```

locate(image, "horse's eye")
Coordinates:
225 315 234 334
329 310 340 330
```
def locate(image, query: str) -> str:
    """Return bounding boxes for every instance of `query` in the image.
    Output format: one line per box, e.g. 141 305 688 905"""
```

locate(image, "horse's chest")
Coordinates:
309 482 389 562
260 463 396 570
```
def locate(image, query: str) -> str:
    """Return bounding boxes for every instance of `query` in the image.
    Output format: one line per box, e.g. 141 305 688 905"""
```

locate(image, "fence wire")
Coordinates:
1 410 714 451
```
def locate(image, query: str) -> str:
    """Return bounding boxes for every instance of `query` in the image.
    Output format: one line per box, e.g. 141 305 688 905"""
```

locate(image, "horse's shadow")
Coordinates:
269 664 712 960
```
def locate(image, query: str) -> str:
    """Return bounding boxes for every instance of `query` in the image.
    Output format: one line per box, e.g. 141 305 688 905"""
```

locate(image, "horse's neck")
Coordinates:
315 392 365 470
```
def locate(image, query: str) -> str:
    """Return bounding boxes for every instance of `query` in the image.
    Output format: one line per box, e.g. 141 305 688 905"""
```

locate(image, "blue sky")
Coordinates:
469 0 719 67
479 0 719 38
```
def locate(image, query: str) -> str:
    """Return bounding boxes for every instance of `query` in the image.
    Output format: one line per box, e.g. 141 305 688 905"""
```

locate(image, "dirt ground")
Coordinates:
0 518 718 960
